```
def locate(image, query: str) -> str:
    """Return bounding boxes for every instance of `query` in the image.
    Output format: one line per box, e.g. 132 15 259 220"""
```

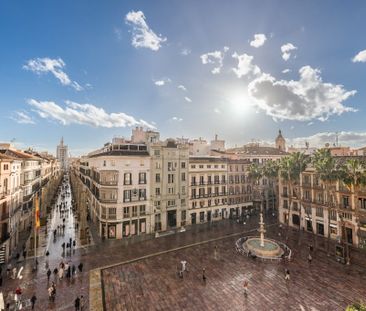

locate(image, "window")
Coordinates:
181 173 186 181
330 210 337 221
132 206 138 217
103 160 106 167
343 196 350 209
167 200 175 207
305 206 312 215
191 189 196 198
139 172 146 184
109 208 116 220
181 199 186 205
181 186 186 194
199 176 204 185
155 162 161 169
155 188 161 196
330 227 337 235
154 149 160 156
168 174 174 183
154 201 161 208
181 162 186 169
199 188 205 198
139 189 146 200
140 205 146 215
168 187 174 194
168 162 173 171
199 165 204 169
316 207 323 218
181 210 186 221
123 190 131 202
214 175 220 184
221 175 226 183
124 173 132 185
207 176 212 184
156 174 161 183
207 165 211 169
222 165 225 169
359 198 366 210
283 200 288 209
191 165 196 169
101 207 107 218
123 207 130 218
3 164 8 170
214 165 218 169
191 176 196 185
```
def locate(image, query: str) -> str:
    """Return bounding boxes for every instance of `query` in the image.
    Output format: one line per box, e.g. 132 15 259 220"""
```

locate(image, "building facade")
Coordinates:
278 163 366 249
57 137 68 170
150 140 189 232
188 157 228 224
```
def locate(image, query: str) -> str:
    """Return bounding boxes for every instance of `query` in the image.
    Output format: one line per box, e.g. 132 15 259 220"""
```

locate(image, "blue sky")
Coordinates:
1 0 366 155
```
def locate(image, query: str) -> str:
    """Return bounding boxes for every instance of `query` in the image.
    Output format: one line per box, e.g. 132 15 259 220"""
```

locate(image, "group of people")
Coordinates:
48 260 83 282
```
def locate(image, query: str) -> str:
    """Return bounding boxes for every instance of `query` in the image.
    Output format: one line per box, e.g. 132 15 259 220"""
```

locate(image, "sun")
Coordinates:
228 92 253 115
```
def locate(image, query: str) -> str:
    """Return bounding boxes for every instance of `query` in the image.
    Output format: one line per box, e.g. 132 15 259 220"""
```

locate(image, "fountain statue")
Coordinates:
258 213 266 247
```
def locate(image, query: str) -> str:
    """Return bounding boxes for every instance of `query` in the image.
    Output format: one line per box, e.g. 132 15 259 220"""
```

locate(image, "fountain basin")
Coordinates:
244 237 284 257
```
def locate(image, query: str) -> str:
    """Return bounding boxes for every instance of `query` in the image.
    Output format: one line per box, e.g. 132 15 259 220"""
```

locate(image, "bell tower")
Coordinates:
275 130 286 151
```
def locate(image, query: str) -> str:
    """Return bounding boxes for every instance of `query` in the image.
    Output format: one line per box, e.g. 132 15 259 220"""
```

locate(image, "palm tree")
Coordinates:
312 148 341 254
339 158 366 262
248 162 264 212
262 160 280 213
279 152 309 238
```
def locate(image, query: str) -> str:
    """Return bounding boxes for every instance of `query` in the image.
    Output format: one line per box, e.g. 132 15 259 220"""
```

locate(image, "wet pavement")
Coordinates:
1 175 364 310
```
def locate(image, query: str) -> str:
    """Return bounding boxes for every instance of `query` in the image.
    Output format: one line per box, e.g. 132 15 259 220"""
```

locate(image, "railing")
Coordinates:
99 198 117 203
99 181 118 186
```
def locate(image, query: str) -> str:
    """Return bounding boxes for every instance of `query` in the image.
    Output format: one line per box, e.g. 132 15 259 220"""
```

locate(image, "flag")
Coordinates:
35 193 40 229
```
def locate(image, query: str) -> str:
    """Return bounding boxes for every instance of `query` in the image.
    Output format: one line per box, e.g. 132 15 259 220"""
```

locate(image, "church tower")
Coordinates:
275 130 286 151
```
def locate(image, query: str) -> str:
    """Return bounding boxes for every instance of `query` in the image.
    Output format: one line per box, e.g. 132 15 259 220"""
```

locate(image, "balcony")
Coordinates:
99 197 117 204
302 197 312 203
302 182 312 188
99 180 118 186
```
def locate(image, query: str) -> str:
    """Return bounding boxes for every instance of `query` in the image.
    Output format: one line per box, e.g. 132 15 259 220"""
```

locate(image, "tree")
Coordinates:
346 301 366 311
312 148 341 254
248 163 264 212
262 160 280 213
279 152 310 238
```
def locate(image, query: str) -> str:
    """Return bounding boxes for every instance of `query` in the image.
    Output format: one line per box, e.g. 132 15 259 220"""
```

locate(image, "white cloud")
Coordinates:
171 116 183 122
23 58 83 91
214 108 221 114
282 69 291 74
200 47 229 74
178 85 187 91
154 78 171 86
184 97 192 103
281 43 297 61
155 80 165 86
181 48 191 56
11 111 35 124
232 52 261 78
248 66 357 122
125 10 166 51
27 99 155 129
290 131 366 148
352 49 366 63
250 34 267 48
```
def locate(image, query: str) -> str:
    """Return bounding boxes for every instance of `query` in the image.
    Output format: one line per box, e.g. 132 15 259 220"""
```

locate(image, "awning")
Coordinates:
329 223 338 228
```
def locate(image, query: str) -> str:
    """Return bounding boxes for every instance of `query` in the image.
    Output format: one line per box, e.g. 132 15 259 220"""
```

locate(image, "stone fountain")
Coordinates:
236 212 291 260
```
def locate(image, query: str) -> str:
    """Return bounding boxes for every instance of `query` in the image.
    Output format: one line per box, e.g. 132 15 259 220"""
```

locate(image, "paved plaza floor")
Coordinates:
101 226 366 311
1 177 365 311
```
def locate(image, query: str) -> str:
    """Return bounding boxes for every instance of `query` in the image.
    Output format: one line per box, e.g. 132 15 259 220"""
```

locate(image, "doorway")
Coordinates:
346 227 353 244
167 210 177 228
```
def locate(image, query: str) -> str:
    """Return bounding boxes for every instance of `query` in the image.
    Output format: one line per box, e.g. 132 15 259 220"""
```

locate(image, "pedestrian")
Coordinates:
47 268 51 282
78 262 83 273
72 265 76 277
70 237 72 246
53 267 58 278
62 224 65 234
0 274 3 287
285 268 290 281
31 294 37 310
80 295 85 311
23 249 27 259
202 268 206 283
48 286 54 301
62 242 66 250
6 263 11 277
243 280 248 297
58 267 64 280
53 229 57 239
308 253 312 264
309 244 313 252
75 296 80 311
12 267 17 279
67 265 71 279
181 260 187 273
73 240 76 248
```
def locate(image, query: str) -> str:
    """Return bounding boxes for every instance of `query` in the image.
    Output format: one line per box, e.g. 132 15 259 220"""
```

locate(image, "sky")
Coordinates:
1 0 366 156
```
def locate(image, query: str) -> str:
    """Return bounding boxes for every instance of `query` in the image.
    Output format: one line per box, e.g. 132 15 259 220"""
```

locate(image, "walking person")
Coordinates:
74 296 80 311
72 265 76 277
202 268 206 283
284 268 290 281
78 262 83 273
243 280 248 297
47 268 51 282
308 253 312 264
31 294 37 310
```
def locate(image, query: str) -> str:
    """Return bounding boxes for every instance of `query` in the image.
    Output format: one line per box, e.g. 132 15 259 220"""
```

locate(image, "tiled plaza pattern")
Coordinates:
101 226 366 311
